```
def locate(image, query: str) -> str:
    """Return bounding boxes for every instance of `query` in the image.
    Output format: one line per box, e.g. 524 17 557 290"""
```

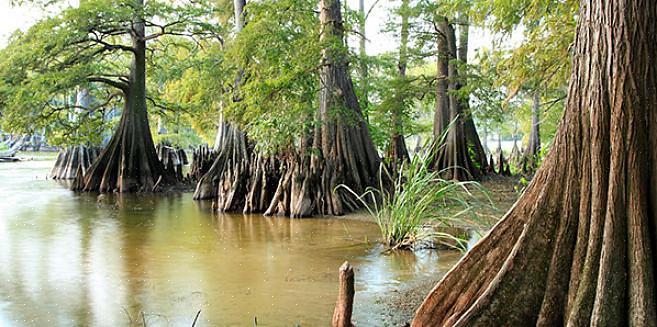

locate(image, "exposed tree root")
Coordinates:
193 0 380 218
157 144 187 182
51 145 99 179
190 144 217 181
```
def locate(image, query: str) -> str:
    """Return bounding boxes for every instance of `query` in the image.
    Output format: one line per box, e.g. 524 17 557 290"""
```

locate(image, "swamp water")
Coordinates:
0 159 461 326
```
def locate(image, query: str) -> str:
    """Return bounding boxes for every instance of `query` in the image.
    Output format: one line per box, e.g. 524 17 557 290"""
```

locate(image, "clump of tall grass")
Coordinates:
341 139 484 250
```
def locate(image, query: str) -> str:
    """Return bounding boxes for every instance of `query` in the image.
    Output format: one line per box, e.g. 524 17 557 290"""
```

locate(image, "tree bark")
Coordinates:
194 0 379 218
332 261 355 327
457 12 488 172
386 0 410 174
412 1 657 325
261 0 380 217
522 90 542 172
73 0 170 192
194 0 251 206
358 0 368 110
51 145 99 180
429 17 478 181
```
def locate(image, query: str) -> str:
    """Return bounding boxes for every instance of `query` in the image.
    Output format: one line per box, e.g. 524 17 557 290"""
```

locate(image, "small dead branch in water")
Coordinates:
191 310 201 326
122 306 133 325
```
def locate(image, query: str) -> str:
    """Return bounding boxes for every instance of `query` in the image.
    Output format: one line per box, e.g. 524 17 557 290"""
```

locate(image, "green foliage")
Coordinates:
0 0 223 146
341 143 481 250
366 53 435 149
468 0 576 147
163 0 324 152
227 0 322 150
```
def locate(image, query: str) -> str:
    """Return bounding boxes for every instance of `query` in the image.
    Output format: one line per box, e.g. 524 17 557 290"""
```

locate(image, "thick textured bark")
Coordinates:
194 0 251 207
193 0 379 218
73 1 170 192
522 90 541 172
412 1 657 325
429 18 478 181
193 123 249 207
264 0 380 217
386 0 410 174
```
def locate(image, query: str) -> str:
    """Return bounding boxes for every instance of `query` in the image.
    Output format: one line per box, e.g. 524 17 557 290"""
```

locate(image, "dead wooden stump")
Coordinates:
332 261 355 327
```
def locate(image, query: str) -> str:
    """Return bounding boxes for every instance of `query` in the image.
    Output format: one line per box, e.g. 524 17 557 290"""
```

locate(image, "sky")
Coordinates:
0 0 499 60
0 1 42 46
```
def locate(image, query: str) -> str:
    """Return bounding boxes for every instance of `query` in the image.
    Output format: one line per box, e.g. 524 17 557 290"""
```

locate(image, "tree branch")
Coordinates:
88 77 129 93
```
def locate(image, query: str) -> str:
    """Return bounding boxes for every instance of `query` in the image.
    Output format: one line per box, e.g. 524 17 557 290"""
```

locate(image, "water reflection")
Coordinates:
0 160 462 326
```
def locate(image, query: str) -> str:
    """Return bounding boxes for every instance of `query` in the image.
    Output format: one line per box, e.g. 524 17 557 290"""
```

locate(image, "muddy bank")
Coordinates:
375 274 446 326
364 175 523 326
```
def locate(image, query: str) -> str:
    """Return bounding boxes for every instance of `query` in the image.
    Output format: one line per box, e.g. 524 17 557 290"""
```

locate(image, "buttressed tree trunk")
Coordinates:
195 0 379 217
412 1 657 325
74 0 170 192
523 90 542 172
457 12 488 172
386 0 410 173
263 0 380 217
193 0 251 209
430 17 478 181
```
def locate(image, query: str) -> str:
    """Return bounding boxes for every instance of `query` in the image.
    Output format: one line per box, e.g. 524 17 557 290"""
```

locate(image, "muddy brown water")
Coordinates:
0 159 461 326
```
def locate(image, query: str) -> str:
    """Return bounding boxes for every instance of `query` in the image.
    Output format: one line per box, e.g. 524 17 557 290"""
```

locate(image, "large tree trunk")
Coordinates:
522 90 542 172
386 0 410 174
263 0 380 217
73 1 169 192
194 0 379 218
429 18 478 181
457 13 488 172
193 123 250 210
412 1 657 325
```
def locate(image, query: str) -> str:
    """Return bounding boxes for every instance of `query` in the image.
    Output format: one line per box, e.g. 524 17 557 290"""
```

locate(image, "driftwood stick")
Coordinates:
332 261 355 327
191 310 201 327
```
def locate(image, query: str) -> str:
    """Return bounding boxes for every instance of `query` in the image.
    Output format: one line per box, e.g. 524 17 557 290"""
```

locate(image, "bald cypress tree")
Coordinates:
412 0 657 325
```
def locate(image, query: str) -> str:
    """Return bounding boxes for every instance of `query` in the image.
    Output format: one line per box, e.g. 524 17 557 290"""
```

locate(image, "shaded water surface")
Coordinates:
0 160 460 326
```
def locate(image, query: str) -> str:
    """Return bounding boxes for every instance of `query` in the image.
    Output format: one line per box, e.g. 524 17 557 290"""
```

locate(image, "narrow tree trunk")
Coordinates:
433 18 449 139
522 90 542 172
429 18 478 181
457 12 488 172
358 0 368 110
412 1 657 325
386 0 410 173
74 0 169 192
